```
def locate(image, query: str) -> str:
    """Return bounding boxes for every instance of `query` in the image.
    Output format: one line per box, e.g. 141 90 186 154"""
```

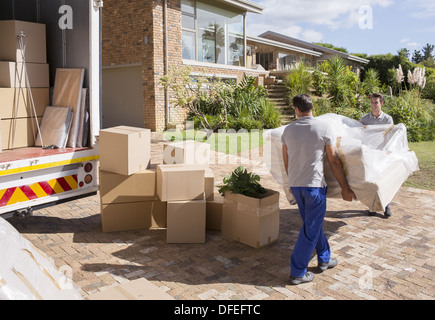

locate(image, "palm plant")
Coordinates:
285 61 313 100
362 68 381 95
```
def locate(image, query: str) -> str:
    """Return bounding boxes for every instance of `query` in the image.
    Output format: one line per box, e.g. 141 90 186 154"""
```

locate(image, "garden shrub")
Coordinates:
312 97 332 116
312 69 327 96
362 68 381 95
285 62 313 100
384 90 435 142
259 99 282 129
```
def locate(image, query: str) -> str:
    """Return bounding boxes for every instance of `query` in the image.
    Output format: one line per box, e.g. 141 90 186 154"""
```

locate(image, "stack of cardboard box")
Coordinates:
99 130 223 243
0 20 50 150
158 163 206 243
160 140 219 243
98 126 164 232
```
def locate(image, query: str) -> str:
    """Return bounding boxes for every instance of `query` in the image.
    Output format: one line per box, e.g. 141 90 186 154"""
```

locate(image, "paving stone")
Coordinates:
4 133 434 300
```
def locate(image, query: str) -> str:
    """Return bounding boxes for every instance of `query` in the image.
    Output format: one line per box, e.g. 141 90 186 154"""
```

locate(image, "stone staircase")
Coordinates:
265 79 295 125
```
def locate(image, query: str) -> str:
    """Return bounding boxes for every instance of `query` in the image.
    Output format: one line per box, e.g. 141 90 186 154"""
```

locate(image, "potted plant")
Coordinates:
218 166 280 248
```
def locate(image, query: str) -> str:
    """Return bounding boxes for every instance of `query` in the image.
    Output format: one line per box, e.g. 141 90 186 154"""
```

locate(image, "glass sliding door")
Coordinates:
227 13 244 66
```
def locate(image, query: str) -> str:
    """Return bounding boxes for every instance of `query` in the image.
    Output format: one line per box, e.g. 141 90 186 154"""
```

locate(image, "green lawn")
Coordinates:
404 141 435 191
164 129 265 154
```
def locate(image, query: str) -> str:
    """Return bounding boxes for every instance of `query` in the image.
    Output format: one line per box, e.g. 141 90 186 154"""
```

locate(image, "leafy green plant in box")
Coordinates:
218 166 266 198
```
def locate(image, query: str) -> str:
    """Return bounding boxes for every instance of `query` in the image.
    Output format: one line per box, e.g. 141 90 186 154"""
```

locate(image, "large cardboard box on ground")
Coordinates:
167 198 206 243
0 20 47 63
99 165 158 204
221 189 280 248
0 61 49 88
0 88 49 119
101 200 167 233
1 117 41 150
156 164 205 201
162 140 210 168
206 193 224 231
99 126 151 175
86 278 174 300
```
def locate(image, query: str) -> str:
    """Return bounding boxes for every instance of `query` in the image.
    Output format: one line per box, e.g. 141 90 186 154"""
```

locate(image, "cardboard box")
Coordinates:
205 169 215 201
162 140 210 168
206 193 224 231
0 20 47 63
1 117 41 150
221 189 280 248
0 88 49 119
101 200 167 232
99 166 158 204
0 61 49 88
156 164 205 201
86 278 174 300
167 198 206 243
99 126 151 175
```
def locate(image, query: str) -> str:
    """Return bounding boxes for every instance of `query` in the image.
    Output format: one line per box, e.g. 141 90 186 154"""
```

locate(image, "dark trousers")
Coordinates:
290 187 330 277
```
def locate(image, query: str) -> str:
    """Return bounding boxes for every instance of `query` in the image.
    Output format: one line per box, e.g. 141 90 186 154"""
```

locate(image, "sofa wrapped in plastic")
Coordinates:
0 217 83 300
263 113 419 212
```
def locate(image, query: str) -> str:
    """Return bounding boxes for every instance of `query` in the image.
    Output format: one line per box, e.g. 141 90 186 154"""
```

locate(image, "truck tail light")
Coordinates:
84 162 93 173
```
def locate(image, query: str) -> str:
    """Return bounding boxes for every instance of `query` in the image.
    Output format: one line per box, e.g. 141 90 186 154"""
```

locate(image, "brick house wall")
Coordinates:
103 0 181 132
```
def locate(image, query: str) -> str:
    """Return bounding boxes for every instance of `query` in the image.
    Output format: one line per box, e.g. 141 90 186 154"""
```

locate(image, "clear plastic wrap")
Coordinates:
263 113 419 212
0 217 83 300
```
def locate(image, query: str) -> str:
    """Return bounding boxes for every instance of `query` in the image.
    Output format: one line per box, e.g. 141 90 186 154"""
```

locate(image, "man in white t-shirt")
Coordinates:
282 94 356 285
360 92 393 126
360 93 393 218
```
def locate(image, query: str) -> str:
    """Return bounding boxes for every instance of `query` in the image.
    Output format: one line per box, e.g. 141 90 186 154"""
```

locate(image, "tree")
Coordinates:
422 43 435 61
412 50 424 64
159 65 229 132
313 42 348 53
412 44 434 65
398 48 410 60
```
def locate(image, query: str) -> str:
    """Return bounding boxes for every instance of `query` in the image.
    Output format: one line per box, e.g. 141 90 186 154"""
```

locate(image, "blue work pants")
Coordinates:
290 187 330 277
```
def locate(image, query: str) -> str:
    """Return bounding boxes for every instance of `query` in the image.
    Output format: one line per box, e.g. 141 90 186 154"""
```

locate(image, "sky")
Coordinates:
246 0 435 57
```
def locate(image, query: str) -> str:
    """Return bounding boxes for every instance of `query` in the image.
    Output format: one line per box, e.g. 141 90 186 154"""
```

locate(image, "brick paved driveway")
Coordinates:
5 134 435 300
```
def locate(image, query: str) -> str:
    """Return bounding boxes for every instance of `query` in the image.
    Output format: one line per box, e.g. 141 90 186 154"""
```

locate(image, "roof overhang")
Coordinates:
258 30 369 64
214 0 264 14
346 54 370 64
247 35 323 57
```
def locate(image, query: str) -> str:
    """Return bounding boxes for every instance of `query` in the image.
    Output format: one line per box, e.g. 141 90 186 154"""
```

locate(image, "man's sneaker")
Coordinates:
318 258 338 271
289 271 314 285
384 206 392 218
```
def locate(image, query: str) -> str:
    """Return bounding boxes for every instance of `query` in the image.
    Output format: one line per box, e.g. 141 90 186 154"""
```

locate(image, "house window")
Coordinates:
278 53 297 70
181 0 245 67
256 52 273 70
182 0 196 60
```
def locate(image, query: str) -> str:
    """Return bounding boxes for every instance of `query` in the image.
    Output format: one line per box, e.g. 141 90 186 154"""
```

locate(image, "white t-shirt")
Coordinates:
281 116 335 188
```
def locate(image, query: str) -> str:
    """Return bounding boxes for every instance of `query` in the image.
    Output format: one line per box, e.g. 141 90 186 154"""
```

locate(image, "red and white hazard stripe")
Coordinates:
0 175 78 207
